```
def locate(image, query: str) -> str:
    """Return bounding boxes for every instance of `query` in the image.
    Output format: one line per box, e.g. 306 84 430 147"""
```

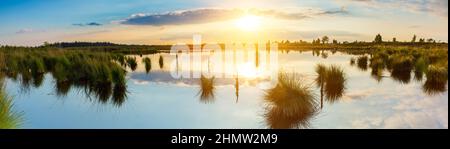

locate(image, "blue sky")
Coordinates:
0 0 448 46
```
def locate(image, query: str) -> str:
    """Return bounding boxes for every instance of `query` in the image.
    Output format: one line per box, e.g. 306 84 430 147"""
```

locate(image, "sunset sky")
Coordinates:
0 0 448 46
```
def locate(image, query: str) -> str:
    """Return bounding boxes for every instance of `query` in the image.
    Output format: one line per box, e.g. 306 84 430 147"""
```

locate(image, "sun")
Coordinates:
234 15 262 31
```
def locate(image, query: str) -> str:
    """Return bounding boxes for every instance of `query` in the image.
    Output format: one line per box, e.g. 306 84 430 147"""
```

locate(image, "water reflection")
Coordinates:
1 51 129 107
389 56 413 84
350 50 448 95
159 55 164 69
264 72 318 129
357 56 368 71
198 75 215 103
321 51 329 59
235 75 240 103
142 57 152 74
315 64 346 108
126 57 138 71
324 65 346 103
0 49 447 129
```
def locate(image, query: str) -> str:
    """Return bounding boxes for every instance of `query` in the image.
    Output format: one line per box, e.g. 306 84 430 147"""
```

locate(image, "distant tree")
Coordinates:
374 34 383 43
419 38 425 43
412 35 417 43
332 39 338 44
393 37 397 43
343 41 349 44
317 38 321 44
427 38 435 43
43 41 50 46
285 40 290 44
322 36 329 44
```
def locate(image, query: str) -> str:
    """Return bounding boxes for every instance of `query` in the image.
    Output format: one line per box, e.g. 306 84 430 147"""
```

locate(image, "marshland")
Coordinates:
0 39 448 129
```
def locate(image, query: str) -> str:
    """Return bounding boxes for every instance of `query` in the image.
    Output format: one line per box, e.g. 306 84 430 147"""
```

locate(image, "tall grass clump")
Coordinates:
414 57 427 81
1 48 130 106
265 72 318 129
369 56 385 82
423 64 448 95
389 55 414 84
0 80 23 129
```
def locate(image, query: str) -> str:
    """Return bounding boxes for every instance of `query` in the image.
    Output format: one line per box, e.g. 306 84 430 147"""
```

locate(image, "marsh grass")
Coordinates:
414 57 427 81
265 72 318 129
0 80 23 129
423 64 448 95
0 48 129 106
350 47 447 94
389 55 414 84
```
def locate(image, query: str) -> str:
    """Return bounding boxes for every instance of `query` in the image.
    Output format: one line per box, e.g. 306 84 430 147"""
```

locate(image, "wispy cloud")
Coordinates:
72 22 103 27
119 8 349 26
338 0 448 17
15 28 46 34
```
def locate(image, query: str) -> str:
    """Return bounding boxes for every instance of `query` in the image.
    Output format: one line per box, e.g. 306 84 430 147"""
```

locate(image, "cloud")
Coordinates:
119 8 349 26
339 0 448 17
16 28 34 34
72 22 103 27
15 28 46 34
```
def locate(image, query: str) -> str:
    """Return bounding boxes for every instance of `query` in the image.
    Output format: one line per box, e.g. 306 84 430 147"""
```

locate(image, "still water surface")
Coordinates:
5 51 448 128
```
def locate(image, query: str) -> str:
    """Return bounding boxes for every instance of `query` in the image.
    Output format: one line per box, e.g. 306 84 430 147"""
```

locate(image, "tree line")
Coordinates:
277 34 445 45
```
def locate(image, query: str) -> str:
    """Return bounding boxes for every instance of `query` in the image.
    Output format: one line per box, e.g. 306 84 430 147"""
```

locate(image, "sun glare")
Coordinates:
237 62 259 78
234 15 262 31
